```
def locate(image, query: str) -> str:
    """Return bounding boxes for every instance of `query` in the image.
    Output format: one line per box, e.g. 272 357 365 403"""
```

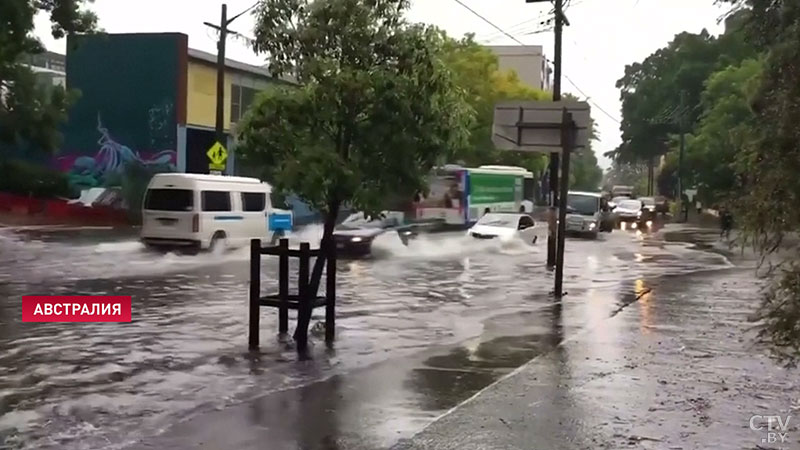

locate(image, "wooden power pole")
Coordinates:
527 0 567 268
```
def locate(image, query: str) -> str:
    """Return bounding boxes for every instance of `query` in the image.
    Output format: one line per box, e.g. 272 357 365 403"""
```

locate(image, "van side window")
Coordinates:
202 191 231 212
241 192 266 212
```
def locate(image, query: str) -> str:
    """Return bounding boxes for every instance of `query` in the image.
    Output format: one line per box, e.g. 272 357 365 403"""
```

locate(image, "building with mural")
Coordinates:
57 32 290 200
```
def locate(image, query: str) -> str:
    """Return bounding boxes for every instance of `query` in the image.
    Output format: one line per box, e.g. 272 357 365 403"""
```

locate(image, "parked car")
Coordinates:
333 211 414 258
466 212 542 245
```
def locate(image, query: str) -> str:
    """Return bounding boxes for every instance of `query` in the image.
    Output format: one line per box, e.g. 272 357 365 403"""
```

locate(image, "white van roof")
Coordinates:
149 173 271 191
152 173 264 184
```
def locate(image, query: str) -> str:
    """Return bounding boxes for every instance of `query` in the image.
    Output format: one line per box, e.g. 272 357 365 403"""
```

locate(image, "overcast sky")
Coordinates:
35 0 729 169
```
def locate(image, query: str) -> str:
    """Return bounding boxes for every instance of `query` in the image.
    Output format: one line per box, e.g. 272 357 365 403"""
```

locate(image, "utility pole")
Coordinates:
677 91 687 222
215 4 228 149
527 0 567 268
203 2 257 174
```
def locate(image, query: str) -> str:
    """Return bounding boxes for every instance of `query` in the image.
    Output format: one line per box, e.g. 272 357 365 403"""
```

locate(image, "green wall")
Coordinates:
57 33 186 195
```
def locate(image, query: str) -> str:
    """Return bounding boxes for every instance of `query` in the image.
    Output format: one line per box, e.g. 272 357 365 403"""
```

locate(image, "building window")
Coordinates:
230 84 258 124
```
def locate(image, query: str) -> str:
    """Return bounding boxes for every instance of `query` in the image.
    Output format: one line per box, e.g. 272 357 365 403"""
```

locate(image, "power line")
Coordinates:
452 0 531 46
450 0 620 124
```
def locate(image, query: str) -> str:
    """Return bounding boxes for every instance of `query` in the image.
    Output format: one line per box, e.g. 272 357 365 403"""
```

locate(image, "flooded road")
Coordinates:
0 224 732 449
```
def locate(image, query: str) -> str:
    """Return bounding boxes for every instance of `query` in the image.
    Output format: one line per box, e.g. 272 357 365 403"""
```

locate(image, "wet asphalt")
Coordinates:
1 222 788 450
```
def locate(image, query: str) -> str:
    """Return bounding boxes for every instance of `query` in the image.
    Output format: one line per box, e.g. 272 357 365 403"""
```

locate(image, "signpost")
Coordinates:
492 100 591 297
207 141 228 175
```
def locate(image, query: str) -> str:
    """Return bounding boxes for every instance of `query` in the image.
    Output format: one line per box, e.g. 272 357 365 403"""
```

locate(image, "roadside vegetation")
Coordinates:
1 0 96 156
609 0 800 365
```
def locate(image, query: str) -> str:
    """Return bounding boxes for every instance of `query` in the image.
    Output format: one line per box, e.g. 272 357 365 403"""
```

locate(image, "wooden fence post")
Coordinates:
278 238 289 334
325 240 336 343
248 239 261 350
294 242 311 349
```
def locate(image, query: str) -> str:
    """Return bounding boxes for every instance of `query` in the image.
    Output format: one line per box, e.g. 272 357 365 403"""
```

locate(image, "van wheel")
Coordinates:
209 231 226 253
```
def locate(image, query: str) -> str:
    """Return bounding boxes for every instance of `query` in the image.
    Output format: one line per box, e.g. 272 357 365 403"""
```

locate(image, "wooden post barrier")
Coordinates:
325 240 336 343
278 238 289 334
294 243 311 349
248 238 336 350
248 239 261 350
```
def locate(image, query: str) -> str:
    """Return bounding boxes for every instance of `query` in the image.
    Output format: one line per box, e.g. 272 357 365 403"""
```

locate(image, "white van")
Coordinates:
564 191 613 239
140 173 284 252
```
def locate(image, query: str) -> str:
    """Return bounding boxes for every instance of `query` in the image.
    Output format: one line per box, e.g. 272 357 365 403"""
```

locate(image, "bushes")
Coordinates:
0 159 72 199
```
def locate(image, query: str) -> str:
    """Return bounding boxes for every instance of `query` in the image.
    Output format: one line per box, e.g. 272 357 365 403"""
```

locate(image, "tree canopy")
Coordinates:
611 10 756 165
615 0 800 365
440 33 550 175
714 0 800 364
240 0 473 236
0 0 96 154
607 8 757 200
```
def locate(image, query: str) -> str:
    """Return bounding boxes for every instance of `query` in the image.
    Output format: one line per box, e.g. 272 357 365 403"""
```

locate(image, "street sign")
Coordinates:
207 141 228 172
492 100 592 153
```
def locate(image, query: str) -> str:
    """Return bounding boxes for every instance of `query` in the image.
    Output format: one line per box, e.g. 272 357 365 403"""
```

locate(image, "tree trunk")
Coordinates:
308 198 340 298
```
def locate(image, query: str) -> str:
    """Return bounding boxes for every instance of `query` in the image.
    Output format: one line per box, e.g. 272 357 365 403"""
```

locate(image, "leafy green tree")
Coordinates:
441 34 549 173
610 11 756 164
239 0 473 292
686 57 762 206
569 147 603 191
602 161 648 193
0 0 96 154
716 0 800 365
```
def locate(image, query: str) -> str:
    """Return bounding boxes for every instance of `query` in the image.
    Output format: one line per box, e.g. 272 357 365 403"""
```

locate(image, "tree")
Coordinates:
239 0 473 295
602 160 648 192
440 34 550 174
569 147 603 191
686 57 762 206
715 0 800 365
0 0 96 154
610 11 756 164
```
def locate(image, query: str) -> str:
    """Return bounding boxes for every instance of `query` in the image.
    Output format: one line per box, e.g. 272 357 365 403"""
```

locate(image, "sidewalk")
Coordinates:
393 267 800 450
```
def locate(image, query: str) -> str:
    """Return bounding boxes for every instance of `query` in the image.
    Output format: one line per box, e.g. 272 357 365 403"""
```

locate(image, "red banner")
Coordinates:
22 296 132 322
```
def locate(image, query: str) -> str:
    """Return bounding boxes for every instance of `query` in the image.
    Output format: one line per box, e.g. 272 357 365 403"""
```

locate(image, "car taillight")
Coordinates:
192 214 199 233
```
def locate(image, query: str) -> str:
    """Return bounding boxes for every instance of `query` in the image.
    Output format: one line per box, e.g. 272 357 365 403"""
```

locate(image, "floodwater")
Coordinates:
0 223 732 450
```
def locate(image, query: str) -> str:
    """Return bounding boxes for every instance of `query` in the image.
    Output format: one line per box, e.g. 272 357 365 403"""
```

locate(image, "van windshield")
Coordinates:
144 189 193 211
567 194 599 216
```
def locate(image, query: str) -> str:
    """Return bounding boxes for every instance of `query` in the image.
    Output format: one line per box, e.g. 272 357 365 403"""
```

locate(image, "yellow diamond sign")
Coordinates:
207 141 228 171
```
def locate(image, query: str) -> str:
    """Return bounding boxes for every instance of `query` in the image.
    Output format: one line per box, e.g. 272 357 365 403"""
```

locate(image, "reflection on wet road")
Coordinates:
0 224 732 449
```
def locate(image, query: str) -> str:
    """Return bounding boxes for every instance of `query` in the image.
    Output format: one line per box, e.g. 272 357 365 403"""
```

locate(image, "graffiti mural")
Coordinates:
56 115 177 191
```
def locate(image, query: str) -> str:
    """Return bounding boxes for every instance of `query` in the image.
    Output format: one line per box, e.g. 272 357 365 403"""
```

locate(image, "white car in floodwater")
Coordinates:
466 212 541 245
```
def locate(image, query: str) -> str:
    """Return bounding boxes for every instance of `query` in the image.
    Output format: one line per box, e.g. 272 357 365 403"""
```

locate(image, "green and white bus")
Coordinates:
414 164 535 227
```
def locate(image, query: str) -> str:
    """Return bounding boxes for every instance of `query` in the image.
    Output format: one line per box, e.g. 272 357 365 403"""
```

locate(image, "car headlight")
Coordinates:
351 237 363 242
637 211 642 217
589 222 596 230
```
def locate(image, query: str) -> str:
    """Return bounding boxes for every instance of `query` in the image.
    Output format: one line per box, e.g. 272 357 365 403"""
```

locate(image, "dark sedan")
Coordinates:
333 212 415 258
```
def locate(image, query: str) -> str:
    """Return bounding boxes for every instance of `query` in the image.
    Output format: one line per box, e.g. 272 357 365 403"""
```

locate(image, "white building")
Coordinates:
487 45 552 92
24 50 66 88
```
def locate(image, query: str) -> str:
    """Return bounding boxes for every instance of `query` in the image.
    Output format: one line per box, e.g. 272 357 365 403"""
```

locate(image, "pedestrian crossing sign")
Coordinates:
207 141 228 171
